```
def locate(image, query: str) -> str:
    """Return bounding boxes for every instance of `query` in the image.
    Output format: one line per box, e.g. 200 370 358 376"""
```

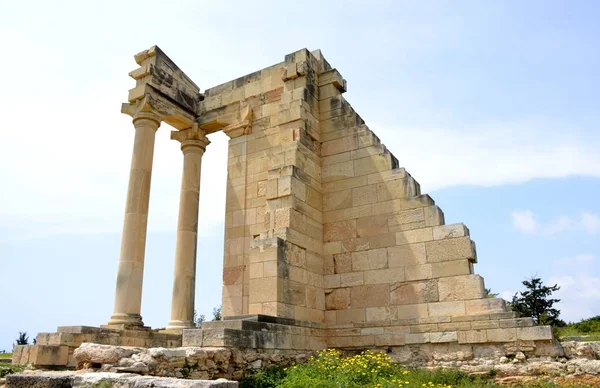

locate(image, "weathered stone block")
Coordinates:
457 329 488 344
390 280 438 305
324 219 356 242
486 328 517 342
517 326 553 340
426 237 475 263
465 298 506 315
432 223 469 240
428 301 466 317
431 260 471 278
350 284 390 308
326 288 351 310
388 243 427 267
437 275 484 301
396 303 429 319
430 331 458 343
396 228 433 245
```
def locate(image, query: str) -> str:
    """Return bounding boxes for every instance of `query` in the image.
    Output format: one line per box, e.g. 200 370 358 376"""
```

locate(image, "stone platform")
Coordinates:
181 312 560 362
12 326 181 368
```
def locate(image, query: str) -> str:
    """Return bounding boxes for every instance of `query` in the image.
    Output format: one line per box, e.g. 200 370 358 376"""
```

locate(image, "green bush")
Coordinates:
239 365 287 388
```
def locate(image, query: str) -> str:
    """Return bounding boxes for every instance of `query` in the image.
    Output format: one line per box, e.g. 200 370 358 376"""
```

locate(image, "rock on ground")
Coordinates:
5 371 237 387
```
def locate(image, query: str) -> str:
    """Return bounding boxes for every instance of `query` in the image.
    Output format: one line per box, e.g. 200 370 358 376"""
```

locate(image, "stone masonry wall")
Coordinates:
196 47 558 354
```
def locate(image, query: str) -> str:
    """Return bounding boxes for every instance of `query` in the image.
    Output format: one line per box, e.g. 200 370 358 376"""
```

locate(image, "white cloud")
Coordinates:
549 272 600 322
370 121 600 193
510 210 599 236
581 212 600 234
553 254 596 266
501 290 515 302
511 210 539 234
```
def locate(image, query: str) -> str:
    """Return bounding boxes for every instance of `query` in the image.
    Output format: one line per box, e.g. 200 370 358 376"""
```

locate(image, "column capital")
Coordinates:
171 124 210 154
132 111 161 129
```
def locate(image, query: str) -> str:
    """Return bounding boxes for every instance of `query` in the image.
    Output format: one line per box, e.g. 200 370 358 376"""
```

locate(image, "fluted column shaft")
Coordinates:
108 112 160 327
167 127 209 329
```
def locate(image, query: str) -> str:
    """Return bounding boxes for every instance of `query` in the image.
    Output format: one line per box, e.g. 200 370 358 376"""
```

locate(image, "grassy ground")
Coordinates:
555 326 600 341
239 349 599 388
0 364 24 378
0 353 12 359
555 316 600 341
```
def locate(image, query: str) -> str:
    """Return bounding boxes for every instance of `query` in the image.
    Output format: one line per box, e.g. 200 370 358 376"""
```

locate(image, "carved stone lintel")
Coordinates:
222 102 253 139
121 90 196 130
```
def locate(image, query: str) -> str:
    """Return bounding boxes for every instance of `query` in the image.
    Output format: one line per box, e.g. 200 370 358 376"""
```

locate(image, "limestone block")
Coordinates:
471 320 501 330
465 298 507 315
428 301 466 317
457 330 488 344
350 284 390 308
352 184 377 206
425 237 475 263
352 335 375 347
322 160 354 183
333 253 352 273
437 275 485 301
375 334 406 346
366 306 399 322
364 268 404 284
437 321 472 331
249 278 281 303
356 215 389 238
340 272 364 287
321 134 358 156
323 219 356 242
24 345 69 366
390 280 438 305
322 176 368 193
324 274 341 288
353 154 392 177
336 308 366 324
517 326 553 341
388 208 425 227
405 264 433 281
405 333 430 344
499 318 535 328
367 248 388 269
397 303 429 319
410 324 438 333
431 260 472 278
430 331 458 343
376 178 415 202
396 228 433 245
432 223 469 240
326 288 350 310
323 189 352 211
423 205 445 226
388 243 427 267
486 328 517 342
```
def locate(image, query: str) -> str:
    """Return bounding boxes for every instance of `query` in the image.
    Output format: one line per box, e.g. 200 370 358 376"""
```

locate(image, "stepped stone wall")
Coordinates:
194 47 557 356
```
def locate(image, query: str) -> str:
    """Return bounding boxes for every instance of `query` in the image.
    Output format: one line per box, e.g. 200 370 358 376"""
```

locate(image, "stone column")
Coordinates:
108 112 161 327
167 126 210 329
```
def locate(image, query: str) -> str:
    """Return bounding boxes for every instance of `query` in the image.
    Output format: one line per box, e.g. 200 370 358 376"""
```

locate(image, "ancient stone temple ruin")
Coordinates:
13 46 559 368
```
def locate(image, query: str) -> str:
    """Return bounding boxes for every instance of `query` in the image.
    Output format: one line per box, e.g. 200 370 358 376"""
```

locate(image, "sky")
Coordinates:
0 0 598 351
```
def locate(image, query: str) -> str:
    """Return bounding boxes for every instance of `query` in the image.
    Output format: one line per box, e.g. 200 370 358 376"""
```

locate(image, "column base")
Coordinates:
107 313 145 328
166 319 196 330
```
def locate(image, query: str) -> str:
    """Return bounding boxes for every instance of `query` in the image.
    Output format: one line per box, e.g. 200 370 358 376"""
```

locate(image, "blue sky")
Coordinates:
0 0 598 351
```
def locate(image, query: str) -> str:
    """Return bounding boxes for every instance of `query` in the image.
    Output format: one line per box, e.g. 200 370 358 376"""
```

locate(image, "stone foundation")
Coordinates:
12 326 181 368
